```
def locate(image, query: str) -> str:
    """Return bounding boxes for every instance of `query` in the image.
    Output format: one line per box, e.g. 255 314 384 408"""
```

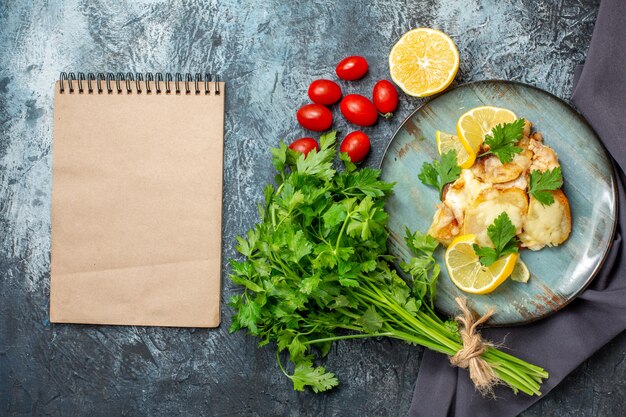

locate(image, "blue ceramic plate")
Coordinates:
380 80 617 326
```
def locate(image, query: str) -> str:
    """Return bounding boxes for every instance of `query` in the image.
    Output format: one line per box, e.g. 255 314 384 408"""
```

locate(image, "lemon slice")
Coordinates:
436 130 476 169
456 106 517 154
444 234 518 294
509 258 530 283
389 28 459 97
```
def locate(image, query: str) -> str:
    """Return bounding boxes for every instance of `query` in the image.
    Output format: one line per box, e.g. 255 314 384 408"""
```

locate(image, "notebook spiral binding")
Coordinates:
58 72 221 95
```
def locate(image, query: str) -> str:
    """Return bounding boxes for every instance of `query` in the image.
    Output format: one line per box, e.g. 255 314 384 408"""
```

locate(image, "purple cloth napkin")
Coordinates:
408 1 626 416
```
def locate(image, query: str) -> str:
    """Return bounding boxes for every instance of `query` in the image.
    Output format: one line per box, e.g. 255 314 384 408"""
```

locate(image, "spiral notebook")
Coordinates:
50 72 224 328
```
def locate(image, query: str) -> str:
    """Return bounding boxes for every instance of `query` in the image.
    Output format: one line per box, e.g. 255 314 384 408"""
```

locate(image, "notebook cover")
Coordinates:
50 80 224 327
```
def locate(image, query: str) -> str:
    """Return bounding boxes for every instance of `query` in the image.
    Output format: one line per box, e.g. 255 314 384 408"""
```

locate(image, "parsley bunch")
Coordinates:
229 132 547 395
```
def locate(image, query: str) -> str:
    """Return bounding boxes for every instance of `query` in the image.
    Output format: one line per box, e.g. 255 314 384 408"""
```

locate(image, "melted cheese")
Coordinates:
520 191 571 250
463 188 528 247
443 169 490 227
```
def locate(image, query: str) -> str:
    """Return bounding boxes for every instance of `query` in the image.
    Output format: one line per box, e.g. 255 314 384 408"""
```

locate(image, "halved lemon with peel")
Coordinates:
444 234 518 294
389 28 459 97
436 130 476 169
456 106 517 154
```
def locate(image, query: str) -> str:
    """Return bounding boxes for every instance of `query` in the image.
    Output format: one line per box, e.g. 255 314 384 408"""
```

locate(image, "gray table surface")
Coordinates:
1 0 624 416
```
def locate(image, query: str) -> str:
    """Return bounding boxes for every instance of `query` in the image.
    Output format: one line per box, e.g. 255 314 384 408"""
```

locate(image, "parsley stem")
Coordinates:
415 310 458 341
304 332 394 345
336 308 361 320
334 211 353 253
297 324 320 336
489 363 538 396
383 327 454 353
418 302 451 333
335 324 365 332
376 304 430 337
484 352 539 387
313 223 331 246
276 350 292 380
270 205 277 228
269 252 301 281
352 285 459 354
483 348 548 377
360 279 460 352
275 209 292 229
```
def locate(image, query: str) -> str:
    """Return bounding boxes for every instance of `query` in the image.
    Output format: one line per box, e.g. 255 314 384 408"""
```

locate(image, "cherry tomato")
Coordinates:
335 56 369 80
297 104 333 131
340 94 378 126
340 131 371 162
289 137 319 156
372 80 399 118
308 79 342 105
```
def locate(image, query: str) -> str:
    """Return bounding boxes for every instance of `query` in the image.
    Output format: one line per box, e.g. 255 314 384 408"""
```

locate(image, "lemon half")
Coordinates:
389 28 459 97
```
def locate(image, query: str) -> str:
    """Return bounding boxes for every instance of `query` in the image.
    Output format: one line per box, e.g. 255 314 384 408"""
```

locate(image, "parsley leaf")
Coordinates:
356 306 384 333
294 131 336 182
418 150 461 199
404 227 438 256
472 246 500 267
472 212 519 266
481 118 525 164
339 151 357 173
335 166 394 198
346 196 388 241
529 167 563 205
289 360 339 393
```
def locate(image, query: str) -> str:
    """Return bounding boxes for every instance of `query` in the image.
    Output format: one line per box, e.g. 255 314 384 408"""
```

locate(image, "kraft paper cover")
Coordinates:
50 81 225 327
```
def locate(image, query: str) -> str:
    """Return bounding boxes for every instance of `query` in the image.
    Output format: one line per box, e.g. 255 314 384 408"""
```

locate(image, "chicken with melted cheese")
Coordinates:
427 120 571 251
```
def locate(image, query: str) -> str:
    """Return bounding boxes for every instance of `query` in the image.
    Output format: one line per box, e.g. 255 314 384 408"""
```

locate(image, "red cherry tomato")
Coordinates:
308 79 342 105
340 131 371 162
372 80 399 118
289 137 319 156
335 56 369 80
297 104 333 131
340 94 378 126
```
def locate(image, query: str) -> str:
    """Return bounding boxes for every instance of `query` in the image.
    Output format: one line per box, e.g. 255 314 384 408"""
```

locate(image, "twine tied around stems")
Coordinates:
449 297 499 395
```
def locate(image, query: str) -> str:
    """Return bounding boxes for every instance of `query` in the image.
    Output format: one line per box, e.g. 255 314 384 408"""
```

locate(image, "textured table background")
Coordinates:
1 0 624 416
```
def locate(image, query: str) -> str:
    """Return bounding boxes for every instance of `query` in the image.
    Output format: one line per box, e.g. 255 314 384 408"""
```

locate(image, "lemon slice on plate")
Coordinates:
444 234 518 294
389 28 459 97
456 106 517 154
509 258 530 283
436 130 476 169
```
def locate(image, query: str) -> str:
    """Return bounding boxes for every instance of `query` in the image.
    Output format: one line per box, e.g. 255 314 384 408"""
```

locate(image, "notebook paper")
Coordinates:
51 74 224 327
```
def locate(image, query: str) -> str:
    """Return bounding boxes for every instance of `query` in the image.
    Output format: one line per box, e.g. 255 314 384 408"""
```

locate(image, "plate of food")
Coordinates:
381 80 617 326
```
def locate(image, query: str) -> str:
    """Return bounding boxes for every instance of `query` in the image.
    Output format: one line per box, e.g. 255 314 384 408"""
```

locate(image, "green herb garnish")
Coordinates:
418 149 461 199
473 212 520 266
529 167 563 205
480 118 525 163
